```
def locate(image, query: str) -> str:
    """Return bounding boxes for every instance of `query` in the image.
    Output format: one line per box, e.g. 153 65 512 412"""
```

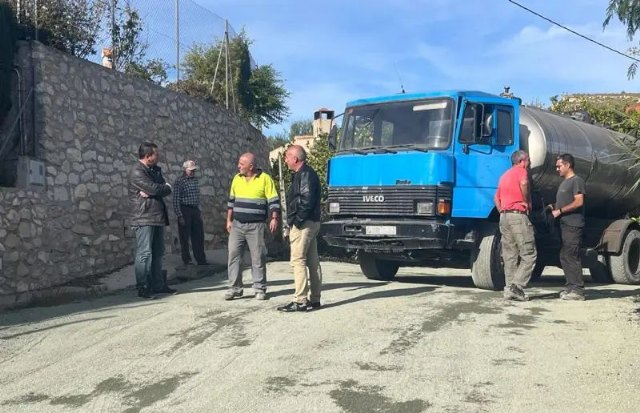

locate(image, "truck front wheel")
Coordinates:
471 229 506 291
359 252 400 281
610 229 640 284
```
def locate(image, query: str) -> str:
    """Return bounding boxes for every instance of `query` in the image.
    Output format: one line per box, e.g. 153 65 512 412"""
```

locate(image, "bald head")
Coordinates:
237 152 257 176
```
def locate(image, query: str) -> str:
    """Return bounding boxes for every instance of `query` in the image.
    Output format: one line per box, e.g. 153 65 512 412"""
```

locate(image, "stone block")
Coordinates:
18 222 32 239
5 234 20 248
74 184 88 198
17 263 29 278
67 148 82 162
54 187 69 201
72 224 95 236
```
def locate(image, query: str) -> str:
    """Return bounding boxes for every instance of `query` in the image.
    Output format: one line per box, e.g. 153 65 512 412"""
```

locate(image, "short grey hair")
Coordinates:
288 145 307 161
511 150 528 165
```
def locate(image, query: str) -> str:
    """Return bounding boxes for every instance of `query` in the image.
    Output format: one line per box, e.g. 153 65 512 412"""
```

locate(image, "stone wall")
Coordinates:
0 41 270 301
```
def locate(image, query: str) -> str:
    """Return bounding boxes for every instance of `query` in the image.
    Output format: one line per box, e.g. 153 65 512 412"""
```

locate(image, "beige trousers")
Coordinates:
289 220 322 303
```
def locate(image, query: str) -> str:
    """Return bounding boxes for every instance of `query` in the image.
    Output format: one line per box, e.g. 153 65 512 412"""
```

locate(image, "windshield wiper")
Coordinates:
386 144 429 152
372 148 397 154
340 148 368 155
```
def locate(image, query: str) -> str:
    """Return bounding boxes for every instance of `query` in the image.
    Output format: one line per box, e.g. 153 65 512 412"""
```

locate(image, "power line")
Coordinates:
507 0 640 63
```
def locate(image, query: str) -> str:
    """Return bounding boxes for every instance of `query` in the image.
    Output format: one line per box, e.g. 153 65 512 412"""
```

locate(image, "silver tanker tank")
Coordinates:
519 106 640 219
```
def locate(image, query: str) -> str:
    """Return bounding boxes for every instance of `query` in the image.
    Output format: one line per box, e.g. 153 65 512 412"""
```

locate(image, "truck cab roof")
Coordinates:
346 90 514 107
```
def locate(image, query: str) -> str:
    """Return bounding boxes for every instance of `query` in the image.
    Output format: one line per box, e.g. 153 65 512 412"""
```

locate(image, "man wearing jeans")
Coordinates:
494 150 537 301
277 145 323 312
128 142 176 299
550 153 587 301
225 152 280 301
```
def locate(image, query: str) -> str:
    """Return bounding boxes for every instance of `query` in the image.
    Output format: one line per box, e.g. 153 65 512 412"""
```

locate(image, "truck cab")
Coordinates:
323 91 520 286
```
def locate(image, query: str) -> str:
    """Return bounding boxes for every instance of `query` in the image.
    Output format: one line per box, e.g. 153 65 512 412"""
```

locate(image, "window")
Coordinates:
338 98 454 151
496 109 513 145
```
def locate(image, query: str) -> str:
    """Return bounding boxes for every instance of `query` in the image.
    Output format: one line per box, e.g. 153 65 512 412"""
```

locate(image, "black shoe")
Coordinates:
277 302 310 312
197 261 210 266
153 286 177 295
309 301 321 309
137 289 155 299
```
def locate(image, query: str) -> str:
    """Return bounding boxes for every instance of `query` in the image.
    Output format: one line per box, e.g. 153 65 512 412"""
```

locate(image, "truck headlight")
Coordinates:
416 201 433 215
329 202 340 213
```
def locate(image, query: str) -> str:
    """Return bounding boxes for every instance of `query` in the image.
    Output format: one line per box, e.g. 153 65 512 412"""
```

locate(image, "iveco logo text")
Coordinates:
363 195 385 202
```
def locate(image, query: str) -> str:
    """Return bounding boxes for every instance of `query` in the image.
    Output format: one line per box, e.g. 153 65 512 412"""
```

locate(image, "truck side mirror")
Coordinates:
482 113 493 137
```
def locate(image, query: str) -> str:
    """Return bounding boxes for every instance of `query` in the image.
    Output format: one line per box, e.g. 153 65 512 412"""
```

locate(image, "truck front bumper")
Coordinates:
322 219 456 252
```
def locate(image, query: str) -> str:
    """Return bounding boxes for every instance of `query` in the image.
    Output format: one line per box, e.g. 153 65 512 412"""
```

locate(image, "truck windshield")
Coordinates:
339 98 454 152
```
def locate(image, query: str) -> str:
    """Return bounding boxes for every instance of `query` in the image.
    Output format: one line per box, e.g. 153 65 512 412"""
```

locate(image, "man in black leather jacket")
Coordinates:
128 142 175 298
277 144 323 312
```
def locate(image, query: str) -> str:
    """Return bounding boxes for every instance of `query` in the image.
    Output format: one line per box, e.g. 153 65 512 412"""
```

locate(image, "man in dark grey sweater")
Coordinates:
550 153 586 300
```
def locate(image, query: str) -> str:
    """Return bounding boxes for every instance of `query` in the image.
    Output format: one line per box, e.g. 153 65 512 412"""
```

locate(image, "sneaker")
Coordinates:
224 290 243 301
559 289 571 299
276 301 310 312
503 285 529 301
153 286 177 295
308 301 321 309
560 290 586 301
255 291 267 301
137 289 155 299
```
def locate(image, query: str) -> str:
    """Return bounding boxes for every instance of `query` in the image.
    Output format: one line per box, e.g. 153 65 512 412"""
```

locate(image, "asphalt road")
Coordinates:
1 262 639 413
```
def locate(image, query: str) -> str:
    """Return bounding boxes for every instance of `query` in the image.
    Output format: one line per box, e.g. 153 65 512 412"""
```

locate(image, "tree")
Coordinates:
306 133 335 201
549 94 640 135
603 0 640 78
289 119 313 139
108 1 168 85
180 30 289 128
13 0 104 58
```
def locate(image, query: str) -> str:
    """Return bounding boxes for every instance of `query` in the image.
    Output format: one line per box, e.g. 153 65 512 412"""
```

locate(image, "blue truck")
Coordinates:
323 90 640 289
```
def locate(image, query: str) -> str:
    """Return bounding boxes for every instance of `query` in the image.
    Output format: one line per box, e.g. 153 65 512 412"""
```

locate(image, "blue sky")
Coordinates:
186 0 636 136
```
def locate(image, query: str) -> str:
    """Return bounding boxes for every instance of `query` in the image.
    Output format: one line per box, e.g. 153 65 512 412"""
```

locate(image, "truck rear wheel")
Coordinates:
471 229 506 291
610 229 640 284
359 252 399 281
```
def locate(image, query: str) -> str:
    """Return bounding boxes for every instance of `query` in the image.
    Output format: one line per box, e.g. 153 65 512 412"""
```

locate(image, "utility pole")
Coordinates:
224 19 229 110
34 0 38 41
175 0 180 81
111 0 117 69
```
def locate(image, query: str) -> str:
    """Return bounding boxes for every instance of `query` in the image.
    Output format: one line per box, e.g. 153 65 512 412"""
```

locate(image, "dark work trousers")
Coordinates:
134 225 165 291
559 223 584 292
178 205 207 265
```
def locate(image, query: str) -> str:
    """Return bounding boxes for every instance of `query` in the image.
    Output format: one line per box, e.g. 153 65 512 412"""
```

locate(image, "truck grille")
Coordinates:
327 185 452 217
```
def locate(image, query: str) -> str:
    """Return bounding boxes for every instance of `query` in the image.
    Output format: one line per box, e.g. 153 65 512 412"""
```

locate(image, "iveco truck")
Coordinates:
322 90 640 290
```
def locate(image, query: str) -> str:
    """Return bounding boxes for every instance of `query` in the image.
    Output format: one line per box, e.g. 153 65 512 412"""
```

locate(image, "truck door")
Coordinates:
452 100 515 218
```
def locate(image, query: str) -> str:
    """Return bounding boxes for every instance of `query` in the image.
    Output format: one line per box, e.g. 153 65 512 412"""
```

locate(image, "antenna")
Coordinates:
393 62 406 94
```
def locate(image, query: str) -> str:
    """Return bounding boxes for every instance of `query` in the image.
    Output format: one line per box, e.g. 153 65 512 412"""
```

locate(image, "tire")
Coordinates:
583 249 612 283
610 229 640 284
470 229 506 291
359 251 400 281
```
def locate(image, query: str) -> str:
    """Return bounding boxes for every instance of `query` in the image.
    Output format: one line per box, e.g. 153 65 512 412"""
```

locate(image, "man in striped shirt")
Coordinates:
225 152 280 301
173 160 208 266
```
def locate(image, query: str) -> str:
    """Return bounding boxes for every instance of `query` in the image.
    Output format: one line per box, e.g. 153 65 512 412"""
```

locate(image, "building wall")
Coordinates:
0 42 269 300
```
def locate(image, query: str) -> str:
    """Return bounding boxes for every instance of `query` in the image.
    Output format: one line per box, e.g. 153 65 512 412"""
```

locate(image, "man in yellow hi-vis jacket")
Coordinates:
225 152 280 301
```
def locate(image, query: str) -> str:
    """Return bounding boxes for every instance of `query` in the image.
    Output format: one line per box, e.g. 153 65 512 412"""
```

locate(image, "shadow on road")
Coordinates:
321 286 438 309
395 274 476 289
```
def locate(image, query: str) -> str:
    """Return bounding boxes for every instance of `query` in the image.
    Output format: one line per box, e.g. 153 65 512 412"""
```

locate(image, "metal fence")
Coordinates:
8 0 250 82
